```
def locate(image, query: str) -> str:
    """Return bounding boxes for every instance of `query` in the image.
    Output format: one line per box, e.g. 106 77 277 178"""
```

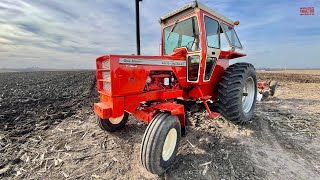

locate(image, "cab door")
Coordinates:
203 15 221 82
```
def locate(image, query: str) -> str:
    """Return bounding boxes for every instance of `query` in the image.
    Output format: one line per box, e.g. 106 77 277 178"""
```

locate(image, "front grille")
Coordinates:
102 71 110 81
103 82 111 91
102 60 110 69
100 60 111 92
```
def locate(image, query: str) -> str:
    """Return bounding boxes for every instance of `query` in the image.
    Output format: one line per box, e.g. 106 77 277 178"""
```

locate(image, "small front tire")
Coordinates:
140 113 181 175
97 112 129 132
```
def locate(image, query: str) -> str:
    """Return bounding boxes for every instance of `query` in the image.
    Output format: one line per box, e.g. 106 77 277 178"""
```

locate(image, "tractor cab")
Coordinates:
160 1 246 84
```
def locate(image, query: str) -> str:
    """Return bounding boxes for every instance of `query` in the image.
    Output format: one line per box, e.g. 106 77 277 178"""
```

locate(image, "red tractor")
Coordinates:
94 1 269 175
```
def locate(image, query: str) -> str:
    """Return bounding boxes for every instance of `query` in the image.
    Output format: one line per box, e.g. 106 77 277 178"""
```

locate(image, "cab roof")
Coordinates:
160 1 235 26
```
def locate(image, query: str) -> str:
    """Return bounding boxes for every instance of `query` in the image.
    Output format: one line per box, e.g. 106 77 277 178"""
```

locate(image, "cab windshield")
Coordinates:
163 17 201 55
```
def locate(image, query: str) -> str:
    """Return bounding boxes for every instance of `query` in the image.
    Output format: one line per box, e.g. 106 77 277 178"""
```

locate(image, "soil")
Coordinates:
0 70 319 180
257 71 320 83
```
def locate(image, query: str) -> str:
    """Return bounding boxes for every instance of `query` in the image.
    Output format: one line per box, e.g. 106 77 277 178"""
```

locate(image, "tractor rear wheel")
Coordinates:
97 112 129 132
217 63 257 124
140 113 181 175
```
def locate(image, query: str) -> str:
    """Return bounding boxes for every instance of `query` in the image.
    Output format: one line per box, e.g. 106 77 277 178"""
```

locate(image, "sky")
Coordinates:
0 0 319 69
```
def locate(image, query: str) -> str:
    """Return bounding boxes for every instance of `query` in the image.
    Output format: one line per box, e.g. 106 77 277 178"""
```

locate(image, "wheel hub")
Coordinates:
242 77 255 113
109 114 124 124
162 128 177 161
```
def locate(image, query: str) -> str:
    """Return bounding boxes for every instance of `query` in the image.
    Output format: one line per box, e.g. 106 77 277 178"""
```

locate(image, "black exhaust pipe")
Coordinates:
135 0 143 55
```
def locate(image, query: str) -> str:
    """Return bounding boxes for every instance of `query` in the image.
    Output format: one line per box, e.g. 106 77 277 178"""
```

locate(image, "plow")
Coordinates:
93 1 277 175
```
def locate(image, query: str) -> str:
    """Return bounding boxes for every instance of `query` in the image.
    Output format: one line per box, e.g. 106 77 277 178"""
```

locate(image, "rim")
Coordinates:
242 77 255 113
109 114 124 124
162 128 177 161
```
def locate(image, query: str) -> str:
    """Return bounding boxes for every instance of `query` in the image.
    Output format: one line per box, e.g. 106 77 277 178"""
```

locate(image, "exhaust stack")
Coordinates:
135 0 143 55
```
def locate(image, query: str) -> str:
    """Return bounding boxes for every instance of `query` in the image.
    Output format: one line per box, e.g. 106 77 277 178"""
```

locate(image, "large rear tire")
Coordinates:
217 63 257 124
140 113 181 175
97 112 129 132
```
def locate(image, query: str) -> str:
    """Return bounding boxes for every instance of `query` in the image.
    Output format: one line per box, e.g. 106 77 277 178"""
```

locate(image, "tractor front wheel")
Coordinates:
217 63 257 124
97 112 129 132
140 113 181 175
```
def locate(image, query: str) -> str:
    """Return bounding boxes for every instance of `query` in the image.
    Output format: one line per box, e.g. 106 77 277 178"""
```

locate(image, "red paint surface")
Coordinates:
94 8 248 126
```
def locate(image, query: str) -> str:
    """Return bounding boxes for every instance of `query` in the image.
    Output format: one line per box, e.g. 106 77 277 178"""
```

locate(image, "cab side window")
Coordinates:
222 23 242 48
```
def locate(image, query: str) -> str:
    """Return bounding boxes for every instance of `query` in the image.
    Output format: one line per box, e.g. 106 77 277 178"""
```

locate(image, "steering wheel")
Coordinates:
186 40 196 51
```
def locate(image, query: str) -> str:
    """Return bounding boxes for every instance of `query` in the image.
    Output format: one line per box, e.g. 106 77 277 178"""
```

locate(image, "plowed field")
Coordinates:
1 70 319 180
